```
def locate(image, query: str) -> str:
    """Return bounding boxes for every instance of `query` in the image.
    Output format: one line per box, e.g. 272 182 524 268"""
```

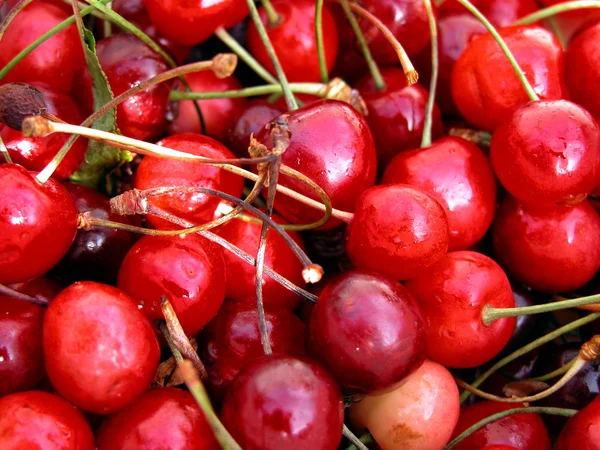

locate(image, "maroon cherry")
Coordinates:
557 395 600 450
43 282 160 414
221 354 344 450
118 233 226 338
96 387 217 450
0 391 95 450
0 164 78 284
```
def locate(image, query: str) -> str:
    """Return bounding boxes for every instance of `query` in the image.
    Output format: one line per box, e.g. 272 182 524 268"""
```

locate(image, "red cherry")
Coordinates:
383 136 497 250
441 0 540 27
43 282 160 414
0 164 78 284
451 401 551 450
7 276 63 304
482 446 520 450
221 354 344 450
451 25 565 131
345 184 449 280
307 269 426 393
557 395 600 450
0 391 94 450
404 251 516 368
134 133 244 229
118 234 226 337
539 0 600 43
96 387 217 450
492 197 600 293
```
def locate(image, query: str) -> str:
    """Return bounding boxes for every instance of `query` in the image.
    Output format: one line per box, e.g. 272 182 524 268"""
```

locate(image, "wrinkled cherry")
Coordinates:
557 395 600 450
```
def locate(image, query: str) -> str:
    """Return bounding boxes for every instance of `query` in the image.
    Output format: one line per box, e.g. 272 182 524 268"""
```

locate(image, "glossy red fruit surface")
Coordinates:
539 0 600 43
441 0 540 27
0 391 95 450
383 136 497 250
0 164 78 284
43 282 160 414
255 100 377 230
451 25 565 131
345 184 449 280
557 395 600 450
198 301 306 402
221 354 344 450
405 251 516 368
134 133 244 229
118 234 226 337
492 197 600 293
96 387 217 450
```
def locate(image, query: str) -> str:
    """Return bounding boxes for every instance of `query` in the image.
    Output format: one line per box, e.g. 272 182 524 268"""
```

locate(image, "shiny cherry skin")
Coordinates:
481 446 520 450
118 234 226 338
144 0 249 46
451 25 565 131
0 3 84 93
349 360 459 450
539 0 600 43
0 164 78 284
557 395 600 450
354 68 444 168
451 401 551 450
43 282 160 414
255 100 377 230
307 270 426 394
96 387 217 450
345 184 449 280
0 391 94 450
491 100 600 206
492 197 600 293
134 133 244 229
221 354 344 450
169 71 246 141
216 213 305 310
247 0 339 82
405 251 516 368
383 136 497 251
197 300 306 402
441 0 540 27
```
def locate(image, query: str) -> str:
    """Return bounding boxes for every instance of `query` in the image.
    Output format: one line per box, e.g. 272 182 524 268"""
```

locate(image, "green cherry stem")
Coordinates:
514 0 600 25
421 0 438 148
102 0 112 37
531 358 576 382
261 0 281 27
170 82 325 101
315 0 329 83
342 425 370 450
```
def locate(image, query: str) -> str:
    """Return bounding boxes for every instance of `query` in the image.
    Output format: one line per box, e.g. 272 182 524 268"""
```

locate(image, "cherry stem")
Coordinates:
531 358 576 382
315 0 329 83
0 0 35 42
343 425 370 450
421 0 438 148
514 0 600 25
102 1 112 37
444 407 578 449
448 128 491 148
0 283 47 306
454 0 540 102
170 82 325 100
261 0 281 27
0 135 12 164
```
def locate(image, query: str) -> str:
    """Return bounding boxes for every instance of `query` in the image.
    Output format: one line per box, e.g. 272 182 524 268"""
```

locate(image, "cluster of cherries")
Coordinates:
2 0 600 449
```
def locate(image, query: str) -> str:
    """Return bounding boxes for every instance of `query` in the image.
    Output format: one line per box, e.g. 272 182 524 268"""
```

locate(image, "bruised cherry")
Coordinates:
557 395 600 450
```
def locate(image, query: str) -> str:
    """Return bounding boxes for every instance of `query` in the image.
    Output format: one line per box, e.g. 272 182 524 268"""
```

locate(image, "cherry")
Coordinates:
451 25 565 131
43 281 160 414
450 401 551 450
0 391 94 450
197 300 306 402
507 285 539 349
539 0 600 43
96 387 217 450
556 395 600 450
492 197 600 293
303 226 352 274
255 99 377 230
0 164 78 284
404 251 516 369
118 233 226 338
221 354 344 450
0 2 85 93
382 136 497 251
134 133 244 229
476 349 539 400
345 184 449 280
349 360 460 450
216 213 305 310
353 67 444 168
482 446 520 450
441 0 540 27
307 269 426 394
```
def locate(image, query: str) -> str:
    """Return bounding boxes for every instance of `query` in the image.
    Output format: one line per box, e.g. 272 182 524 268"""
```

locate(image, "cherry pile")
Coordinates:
2 0 600 449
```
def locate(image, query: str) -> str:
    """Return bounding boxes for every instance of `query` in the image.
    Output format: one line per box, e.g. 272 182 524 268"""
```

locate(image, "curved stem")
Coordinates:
514 1 600 25
261 0 281 26
0 283 47 306
170 82 325 101
531 358 576 382
421 0 438 148
315 0 329 83
342 425 370 450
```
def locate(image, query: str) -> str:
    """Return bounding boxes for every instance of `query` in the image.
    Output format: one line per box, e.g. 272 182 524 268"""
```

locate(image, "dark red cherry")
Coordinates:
118 234 226 338
492 197 600 293
134 133 244 229
451 401 551 450
0 164 78 284
7 275 63 304
557 395 600 450
221 354 344 450
451 25 565 131
307 269 426 393
345 184 449 280
0 391 94 450
383 136 497 251
197 301 306 402
476 349 539 399
43 282 160 414
405 251 516 368
0 3 85 93
96 387 217 450
255 99 377 230
539 0 600 43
